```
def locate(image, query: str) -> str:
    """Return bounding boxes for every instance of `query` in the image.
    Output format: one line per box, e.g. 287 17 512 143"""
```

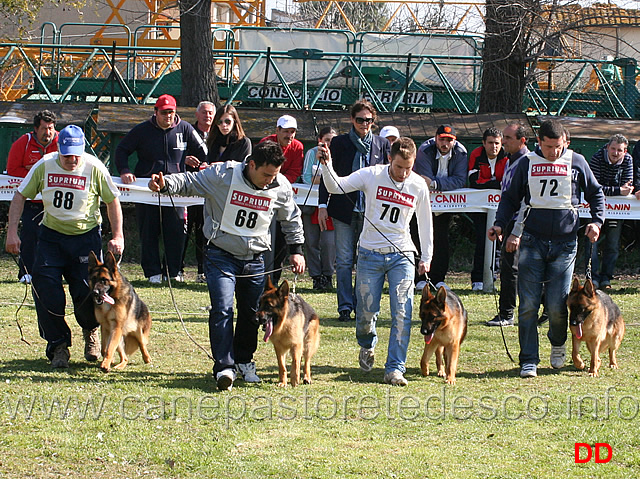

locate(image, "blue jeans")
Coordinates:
517 232 577 366
333 213 363 314
355 247 415 374
204 245 265 375
586 219 623 285
33 226 102 359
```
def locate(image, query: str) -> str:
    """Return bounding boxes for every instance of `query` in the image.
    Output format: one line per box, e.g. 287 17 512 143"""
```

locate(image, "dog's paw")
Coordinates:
573 358 585 370
303 377 312 385
277 382 287 388
588 369 599 377
445 376 456 385
609 362 619 369
437 369 446 378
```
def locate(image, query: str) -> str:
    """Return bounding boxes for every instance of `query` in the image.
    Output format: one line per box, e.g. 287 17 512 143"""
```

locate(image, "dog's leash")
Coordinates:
489 238 516 364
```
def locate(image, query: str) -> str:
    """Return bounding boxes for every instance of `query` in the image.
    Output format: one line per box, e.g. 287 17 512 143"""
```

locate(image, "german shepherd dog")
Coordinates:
419 285 468 385
567 277 625 377
255 277 320 387
88 251 152 372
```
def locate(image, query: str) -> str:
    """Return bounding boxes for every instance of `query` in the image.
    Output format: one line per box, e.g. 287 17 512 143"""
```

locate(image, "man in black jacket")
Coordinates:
116 94 208 283
318 99 390 321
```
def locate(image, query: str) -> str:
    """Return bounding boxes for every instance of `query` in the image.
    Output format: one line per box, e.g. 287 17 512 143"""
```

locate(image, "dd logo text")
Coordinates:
574 443 612 463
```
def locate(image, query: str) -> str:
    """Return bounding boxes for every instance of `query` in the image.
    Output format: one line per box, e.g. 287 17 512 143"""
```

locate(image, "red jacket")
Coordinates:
468 145 508 189
7 132 59 177
260 134 304 184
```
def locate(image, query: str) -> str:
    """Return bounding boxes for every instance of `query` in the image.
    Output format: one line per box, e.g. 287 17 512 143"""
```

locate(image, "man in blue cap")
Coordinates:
5 125 124 369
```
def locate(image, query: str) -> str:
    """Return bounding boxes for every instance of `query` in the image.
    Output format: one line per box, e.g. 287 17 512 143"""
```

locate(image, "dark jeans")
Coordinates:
182 204 205 275
135 203 186 278
429 213 453 285
585 219 623 285
471 212 487 283
204 245 265 375
499 220 518 319
33 226 101 359
17 201 43 279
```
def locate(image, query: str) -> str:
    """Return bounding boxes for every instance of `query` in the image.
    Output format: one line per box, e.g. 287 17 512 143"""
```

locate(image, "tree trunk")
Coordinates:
478 0 530 113
180 0 219 107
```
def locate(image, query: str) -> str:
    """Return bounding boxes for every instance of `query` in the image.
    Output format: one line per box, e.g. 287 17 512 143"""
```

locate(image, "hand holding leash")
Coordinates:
289 254 306 275
505 234 520 253
316 141 331 165
585 223 601 243
487 225 502 242
148 172 165 192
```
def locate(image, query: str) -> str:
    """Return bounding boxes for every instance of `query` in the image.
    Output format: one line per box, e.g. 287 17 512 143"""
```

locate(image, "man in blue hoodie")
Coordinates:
116 94 208 283
488 119 605 379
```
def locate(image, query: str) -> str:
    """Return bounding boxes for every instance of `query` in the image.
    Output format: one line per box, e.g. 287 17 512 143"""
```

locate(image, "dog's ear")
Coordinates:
571 276 580 293
265 275 275 291
278 279 290 299
88 250 99 269
584 278 596 297
435 285 447 306
422 283 433 299
104 251 117 273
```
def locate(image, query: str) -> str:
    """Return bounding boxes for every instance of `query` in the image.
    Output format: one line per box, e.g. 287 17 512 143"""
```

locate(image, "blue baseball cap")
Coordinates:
58 125 85 156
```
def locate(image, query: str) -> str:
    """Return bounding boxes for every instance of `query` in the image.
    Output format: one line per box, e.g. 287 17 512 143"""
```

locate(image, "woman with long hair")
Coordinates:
206 105 252 163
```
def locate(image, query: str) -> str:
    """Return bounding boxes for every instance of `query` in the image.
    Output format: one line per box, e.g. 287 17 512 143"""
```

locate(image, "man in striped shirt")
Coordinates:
587 134 634 290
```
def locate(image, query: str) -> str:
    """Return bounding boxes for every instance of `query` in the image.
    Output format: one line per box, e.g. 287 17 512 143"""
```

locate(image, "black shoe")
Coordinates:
485 315 514 327
338 310 352 322
312 276 323 291
321 275 333 291
538 311 549 325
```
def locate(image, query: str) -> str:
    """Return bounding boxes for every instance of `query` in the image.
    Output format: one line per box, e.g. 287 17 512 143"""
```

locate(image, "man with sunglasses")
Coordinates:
318 99 390 322
116 94 208 284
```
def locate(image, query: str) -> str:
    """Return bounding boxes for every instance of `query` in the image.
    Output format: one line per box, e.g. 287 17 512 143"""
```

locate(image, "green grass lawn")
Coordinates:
1 257 639 478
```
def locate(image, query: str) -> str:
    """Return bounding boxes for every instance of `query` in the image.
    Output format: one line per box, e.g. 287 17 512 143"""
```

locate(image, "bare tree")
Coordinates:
179 0 219 107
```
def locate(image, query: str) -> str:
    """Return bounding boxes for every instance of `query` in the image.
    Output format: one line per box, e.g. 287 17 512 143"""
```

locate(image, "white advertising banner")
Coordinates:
1 175 640 218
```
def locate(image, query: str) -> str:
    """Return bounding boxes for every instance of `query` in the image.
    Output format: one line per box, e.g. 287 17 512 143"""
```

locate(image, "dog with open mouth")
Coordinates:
88 251 152 372
567 276 625 377
255 277 320 387
418 284 467 384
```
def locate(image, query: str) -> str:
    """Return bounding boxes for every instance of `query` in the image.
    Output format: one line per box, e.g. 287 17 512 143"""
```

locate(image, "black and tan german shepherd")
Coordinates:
567 276 625 377
419 285 468 385
88 251 152 373
255 277 320 387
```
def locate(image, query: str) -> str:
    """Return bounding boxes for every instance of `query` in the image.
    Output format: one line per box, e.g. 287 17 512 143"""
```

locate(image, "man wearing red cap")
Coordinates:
116 94 208 283
413 124 468 290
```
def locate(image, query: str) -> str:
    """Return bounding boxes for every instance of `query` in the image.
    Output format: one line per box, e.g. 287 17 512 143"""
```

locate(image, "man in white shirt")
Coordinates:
318 137 432 386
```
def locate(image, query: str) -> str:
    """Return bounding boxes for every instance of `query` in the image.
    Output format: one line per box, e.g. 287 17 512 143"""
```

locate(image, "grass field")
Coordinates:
1 257 639 478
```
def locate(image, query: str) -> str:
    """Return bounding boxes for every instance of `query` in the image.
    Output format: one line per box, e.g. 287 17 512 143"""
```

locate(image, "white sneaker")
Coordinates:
196 273 207 283
435 281 450 290
472 282 484 291
384 370 408 386
550 344 566 369
171 272 184 283
19 274 32 284
235 362 261 383
520 363 537 378
415 280 427 291
359 347 375 372
216 369 236 391
148 274 162 284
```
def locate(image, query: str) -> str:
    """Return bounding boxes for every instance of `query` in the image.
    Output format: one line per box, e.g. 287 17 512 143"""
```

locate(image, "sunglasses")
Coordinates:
354 117 374 125
217 118 233 125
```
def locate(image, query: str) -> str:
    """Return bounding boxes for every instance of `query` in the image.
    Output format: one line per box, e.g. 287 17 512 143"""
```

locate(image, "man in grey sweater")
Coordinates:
148 141 305 390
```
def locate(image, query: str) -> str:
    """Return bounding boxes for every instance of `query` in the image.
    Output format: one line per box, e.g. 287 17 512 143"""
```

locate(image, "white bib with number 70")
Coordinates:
219 164 278 237
527 150 572 210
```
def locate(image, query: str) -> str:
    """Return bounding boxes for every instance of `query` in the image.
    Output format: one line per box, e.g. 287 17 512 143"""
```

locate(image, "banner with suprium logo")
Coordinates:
1 175 640 218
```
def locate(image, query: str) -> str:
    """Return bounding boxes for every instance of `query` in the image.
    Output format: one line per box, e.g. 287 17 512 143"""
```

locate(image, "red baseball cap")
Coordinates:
155 94 177 111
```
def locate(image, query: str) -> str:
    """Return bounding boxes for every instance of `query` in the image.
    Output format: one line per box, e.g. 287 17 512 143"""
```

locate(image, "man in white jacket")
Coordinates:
318 137 433 386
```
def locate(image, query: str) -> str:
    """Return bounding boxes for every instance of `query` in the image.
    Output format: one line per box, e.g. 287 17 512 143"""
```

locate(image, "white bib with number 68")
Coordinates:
219 164 277 237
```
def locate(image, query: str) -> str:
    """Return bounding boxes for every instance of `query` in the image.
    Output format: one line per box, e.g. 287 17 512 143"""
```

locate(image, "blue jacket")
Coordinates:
495 147 605 242
319 132 389 225
115 114 207 177
413 138 468 191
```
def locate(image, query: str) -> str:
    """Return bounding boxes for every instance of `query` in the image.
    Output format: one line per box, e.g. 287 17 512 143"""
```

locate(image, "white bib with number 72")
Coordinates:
527 150 572 210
